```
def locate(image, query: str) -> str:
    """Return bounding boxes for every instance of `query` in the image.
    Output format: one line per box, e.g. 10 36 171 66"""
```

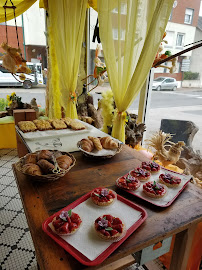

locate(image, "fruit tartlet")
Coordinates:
129 167 151 181
51 210 82 235
141 161 160 174
94 214 125 241
159 173 181 188
91 188 117 206
117 174 140 190
143 181 167 198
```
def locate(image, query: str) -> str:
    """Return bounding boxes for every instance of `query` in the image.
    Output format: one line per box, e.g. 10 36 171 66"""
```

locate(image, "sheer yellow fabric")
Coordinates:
98 0 174 142
48 0 88 119
0 0 36 23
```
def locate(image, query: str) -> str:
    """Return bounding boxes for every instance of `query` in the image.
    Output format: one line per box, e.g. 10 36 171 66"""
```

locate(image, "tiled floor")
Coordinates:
0 148 165 270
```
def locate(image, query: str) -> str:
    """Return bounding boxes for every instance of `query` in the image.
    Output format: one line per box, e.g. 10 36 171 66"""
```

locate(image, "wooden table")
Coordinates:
13 145 202 270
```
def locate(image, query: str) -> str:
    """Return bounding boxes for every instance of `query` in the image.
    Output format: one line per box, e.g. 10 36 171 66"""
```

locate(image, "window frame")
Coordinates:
184 8 194 25
176 33 185 48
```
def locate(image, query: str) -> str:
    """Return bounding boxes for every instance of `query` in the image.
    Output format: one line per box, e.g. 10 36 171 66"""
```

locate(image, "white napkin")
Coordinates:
49 198 142 261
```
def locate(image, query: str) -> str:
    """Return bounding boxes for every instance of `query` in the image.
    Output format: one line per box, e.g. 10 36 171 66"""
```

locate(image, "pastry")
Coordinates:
94 214 125 241
159 173 181 188
88 136 102 151
129 168 151 181
143 181 167 198
22 164 42 176
117 174 140 190
24 153 37 164
70 120 86 130
51 119 67 130
62 117 72 127
100 137 118 150
33 119 53 131
51 210 82 235
37 159 55 174
56 155 73 170
18 121 37 133
91 188 116 206
141 161 160 174
80 138 94 152
37 150 53 161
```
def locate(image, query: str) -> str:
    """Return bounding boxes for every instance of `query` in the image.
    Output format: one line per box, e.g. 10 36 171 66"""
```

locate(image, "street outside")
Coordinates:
0 85 201 152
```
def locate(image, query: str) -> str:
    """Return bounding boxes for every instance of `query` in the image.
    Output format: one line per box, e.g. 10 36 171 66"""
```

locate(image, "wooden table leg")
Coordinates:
170 224 197 270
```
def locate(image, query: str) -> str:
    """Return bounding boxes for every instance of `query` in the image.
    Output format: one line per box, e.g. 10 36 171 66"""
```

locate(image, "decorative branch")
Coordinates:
153 42 202 67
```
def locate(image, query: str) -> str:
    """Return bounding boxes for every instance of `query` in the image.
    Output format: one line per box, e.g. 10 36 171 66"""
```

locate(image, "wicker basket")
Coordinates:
15 151 76 182
77 141 122 159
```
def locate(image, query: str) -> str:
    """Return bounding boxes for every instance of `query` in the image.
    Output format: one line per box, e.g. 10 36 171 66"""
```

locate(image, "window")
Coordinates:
164 31 174 47
169 9 173 21
184 8 194 24
176 33 185 47
112 3 127 14
112 28 125 40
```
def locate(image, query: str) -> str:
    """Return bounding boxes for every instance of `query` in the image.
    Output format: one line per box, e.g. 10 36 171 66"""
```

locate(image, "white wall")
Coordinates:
23 1 46 46
164 22 196 57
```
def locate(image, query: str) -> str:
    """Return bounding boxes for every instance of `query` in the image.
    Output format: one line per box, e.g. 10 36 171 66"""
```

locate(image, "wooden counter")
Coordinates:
12 145 202 270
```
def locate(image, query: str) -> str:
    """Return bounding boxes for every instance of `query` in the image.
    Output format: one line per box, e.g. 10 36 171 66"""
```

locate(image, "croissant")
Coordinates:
22 164 42 176
37 159 55 174
80 138 94 152
100 137 118 150
88 136 102 151
56 155 72 170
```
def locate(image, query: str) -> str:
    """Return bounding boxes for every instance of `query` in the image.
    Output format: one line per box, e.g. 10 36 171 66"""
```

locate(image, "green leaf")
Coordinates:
68 209 72 217
103 216 106 220
94 193 100 197
105 227 113 231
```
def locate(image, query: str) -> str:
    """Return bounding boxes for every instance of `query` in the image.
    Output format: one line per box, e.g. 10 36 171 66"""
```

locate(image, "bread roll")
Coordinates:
100 137 118 149
56 155 73 170
22 164 42 176
37 159 55 174
80 138 94 152
24 153 37 164
37 150 53 161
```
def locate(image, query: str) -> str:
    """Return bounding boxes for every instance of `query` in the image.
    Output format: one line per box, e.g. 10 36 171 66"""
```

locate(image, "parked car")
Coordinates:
152 77 178 91
0 61 43 88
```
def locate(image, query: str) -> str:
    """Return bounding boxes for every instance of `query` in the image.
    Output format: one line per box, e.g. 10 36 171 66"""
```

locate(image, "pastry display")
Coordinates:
91 188 116 206
24 153 37 164
18 121 37 133
51 210 82 235
56 155 73 170
33 119 53 131
88 136 102 151
69 120 86 130
22 163 42 176
159 173 181 187
143 181 167 198
94 214 125 241
37 150 53 161
37 159 55 174
129 167 151 181
100 137 118 150
141 161 160 174
117 174 140 190
51 119 67 130
80 138 94 152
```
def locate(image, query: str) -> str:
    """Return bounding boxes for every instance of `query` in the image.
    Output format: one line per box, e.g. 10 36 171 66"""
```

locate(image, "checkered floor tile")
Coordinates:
0 148 166 270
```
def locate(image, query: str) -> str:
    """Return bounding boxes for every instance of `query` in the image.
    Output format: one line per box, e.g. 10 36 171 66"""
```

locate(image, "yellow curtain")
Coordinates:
98 0 174 142
48 0 88 119
0 0 36 23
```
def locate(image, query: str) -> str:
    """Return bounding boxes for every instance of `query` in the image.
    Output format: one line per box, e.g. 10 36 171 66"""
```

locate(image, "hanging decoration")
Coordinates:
0 0 31 84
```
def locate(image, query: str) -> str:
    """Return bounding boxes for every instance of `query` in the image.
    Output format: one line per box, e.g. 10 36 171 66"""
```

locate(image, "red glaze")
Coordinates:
118 175 140 190
143 181 166 196
95 214 124 238
91 188 116 203
141 161 160 173
159 173 181 185
52 211 82 235
130 167 151 180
